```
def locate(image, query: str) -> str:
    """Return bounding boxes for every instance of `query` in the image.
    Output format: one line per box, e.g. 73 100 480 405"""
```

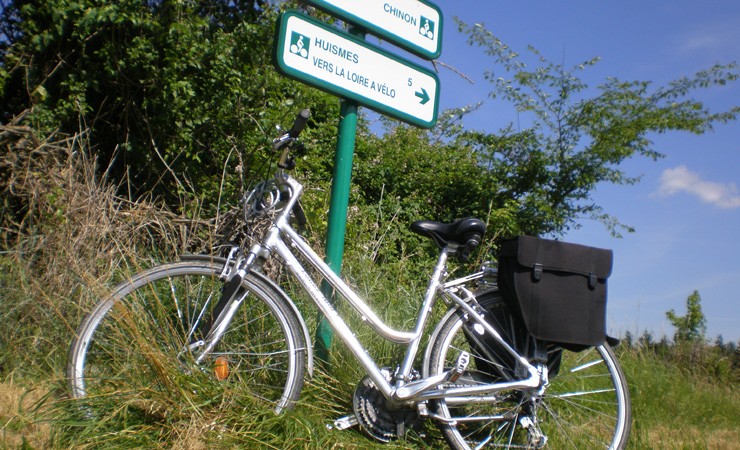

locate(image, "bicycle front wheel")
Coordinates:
427 291 631 449
68 260 306 414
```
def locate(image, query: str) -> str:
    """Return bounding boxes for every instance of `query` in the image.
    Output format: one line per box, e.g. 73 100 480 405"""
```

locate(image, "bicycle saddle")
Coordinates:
410 218 486 254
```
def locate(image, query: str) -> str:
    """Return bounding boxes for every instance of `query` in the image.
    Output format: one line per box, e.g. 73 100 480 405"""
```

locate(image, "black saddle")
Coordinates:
410 217 486 261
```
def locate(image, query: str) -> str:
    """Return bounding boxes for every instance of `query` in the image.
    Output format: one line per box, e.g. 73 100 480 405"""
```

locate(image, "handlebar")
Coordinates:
274 108 311 169
288 108 311 138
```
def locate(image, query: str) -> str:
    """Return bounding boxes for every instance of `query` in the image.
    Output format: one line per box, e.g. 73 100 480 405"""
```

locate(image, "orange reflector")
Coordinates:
214 356 229 381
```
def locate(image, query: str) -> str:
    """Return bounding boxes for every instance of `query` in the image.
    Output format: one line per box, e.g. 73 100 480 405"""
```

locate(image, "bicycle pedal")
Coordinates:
329 414 358 431
449 351 470 383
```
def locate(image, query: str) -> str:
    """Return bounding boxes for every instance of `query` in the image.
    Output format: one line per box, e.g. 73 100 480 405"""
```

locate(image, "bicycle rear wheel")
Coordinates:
427 291 631 449
68 260 306 414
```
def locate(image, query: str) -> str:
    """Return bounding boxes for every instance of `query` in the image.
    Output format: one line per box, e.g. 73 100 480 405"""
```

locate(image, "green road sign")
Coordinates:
274 10 439 128
304 0 443 60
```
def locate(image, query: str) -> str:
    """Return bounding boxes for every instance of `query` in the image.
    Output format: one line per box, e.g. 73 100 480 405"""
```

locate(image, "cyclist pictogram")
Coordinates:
419 16 435 40
290 32 310 58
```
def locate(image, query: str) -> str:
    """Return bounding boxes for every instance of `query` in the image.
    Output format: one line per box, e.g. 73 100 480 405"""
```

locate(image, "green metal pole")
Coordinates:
315 98 358 364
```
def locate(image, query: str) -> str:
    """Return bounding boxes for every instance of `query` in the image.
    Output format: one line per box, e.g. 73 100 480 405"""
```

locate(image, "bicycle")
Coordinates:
67 109 631 449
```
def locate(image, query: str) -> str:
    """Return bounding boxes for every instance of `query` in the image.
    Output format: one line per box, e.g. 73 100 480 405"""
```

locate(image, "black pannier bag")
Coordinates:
497 235 613 348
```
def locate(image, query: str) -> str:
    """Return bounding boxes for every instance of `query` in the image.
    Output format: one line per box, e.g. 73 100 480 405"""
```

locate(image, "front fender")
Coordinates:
181 254 314 377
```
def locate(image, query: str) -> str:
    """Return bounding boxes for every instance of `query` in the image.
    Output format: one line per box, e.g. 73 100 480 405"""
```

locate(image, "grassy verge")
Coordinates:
1 128 738 449
2 233 738 450
2 336 738 449
618 346 740 450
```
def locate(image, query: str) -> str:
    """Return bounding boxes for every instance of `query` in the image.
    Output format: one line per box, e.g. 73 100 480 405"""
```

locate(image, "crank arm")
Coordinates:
328 414 359 430
393 352 470 401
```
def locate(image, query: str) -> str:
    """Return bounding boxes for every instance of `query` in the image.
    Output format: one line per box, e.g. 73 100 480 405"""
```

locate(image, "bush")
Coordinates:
621 330 739 385
0 125 214 377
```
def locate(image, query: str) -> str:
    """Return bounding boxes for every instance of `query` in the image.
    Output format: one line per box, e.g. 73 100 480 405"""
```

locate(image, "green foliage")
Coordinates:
455 20 739 237
3 3 738 263
0 0 339 210
667 290 708 343
350 121 499 264
624 326 738 385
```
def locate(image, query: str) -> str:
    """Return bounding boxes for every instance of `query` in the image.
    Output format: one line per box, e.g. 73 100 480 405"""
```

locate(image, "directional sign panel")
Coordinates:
304 0 443 60
274 10 439 128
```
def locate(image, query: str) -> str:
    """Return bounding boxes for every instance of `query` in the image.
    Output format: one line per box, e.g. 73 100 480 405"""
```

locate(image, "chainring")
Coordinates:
352 375 421 442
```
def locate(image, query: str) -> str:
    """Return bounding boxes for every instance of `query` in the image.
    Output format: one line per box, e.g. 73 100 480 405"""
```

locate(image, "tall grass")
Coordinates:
0 125 442 448
617 344 739 449
1 126 738 448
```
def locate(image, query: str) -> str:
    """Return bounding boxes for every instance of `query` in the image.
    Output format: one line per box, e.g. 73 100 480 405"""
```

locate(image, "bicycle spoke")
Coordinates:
68 262 306 416
428 292 630 449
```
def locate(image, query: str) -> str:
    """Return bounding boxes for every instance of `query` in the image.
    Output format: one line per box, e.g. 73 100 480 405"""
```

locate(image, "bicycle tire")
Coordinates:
67 260 306 414
427 290 631 449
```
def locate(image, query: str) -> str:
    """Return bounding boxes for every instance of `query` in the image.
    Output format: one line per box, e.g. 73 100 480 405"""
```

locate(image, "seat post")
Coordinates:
425 247 450 304
435 246 450 276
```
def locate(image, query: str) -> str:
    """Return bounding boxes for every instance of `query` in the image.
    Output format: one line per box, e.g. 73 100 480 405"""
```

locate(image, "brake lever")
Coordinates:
272 132 292 151
273 109 310 168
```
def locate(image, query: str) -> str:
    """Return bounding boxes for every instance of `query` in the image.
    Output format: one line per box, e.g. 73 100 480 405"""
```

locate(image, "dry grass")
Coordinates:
1 121 210 278
1 123 738 448
0 379 53 449
0 122 308 448
643 425 740 450
0 122 225 375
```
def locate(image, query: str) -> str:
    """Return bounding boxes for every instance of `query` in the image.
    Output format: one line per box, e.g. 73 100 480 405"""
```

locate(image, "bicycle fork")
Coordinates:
187 246 262 364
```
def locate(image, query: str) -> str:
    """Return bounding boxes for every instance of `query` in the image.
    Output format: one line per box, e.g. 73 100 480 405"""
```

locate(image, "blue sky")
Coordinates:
417 1 740 342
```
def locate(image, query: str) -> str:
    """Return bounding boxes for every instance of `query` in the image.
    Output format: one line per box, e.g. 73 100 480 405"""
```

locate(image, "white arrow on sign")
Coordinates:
275 11 439 128
304 0 443 60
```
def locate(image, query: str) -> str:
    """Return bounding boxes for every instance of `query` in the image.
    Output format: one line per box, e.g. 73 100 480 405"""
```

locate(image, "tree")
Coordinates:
331 20 739 269
452 20 739 237
666 290 707 343
0 0 339 211
2 6 738 263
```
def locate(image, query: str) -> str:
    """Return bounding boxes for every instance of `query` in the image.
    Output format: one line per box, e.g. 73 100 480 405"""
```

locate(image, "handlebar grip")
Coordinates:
288 109 311 138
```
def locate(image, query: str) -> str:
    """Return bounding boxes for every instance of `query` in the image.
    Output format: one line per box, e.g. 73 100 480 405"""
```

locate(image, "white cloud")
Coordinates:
673 19 740 60
679 34 721 53
657 166 740 209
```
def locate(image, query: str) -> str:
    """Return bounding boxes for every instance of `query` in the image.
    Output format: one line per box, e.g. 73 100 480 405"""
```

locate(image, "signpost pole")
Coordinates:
316 98 358 363
273 7 443 363
316 24 366 363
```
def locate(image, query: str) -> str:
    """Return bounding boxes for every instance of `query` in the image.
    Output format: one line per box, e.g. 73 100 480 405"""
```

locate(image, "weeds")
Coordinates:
621 331 740 385
617 344 740 450
1 125 738 448
0 125 441 448
0 124 215 378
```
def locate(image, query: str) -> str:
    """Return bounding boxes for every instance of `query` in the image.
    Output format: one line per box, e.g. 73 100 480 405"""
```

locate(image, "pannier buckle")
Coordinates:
532 263 543 281
588 272 597 290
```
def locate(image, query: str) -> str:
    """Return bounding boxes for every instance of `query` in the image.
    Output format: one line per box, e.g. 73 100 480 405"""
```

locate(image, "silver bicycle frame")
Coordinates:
235 171 540 403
